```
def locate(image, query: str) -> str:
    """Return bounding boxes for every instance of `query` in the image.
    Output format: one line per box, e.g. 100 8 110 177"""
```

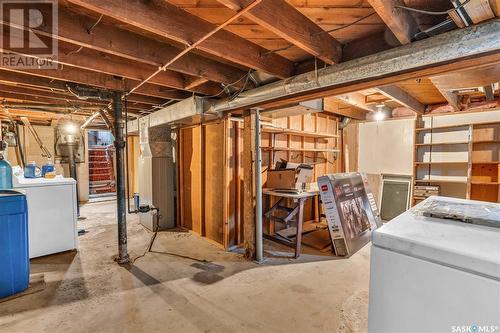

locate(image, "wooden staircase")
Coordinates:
88 146 116 195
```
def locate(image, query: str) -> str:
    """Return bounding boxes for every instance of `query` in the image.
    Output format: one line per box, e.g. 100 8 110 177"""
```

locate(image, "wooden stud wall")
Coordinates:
178 117 245 249
177 112 342 250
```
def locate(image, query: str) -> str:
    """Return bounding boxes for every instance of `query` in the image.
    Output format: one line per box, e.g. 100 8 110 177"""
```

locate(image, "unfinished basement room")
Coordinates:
0 0 499 332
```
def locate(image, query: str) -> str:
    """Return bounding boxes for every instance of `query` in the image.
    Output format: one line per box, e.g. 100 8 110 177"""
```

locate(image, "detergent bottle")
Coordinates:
42 158 55 177
24 161 37 178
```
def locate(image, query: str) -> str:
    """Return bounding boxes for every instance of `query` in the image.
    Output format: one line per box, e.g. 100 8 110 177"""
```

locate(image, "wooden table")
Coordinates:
262 189 319 258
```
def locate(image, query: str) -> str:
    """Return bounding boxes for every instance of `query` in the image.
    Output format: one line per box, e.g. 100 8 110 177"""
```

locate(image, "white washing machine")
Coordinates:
13 171 78 258
368 196 500 333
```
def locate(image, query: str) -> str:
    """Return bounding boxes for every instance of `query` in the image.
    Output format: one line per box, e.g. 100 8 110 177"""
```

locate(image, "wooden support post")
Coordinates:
243 110 256 259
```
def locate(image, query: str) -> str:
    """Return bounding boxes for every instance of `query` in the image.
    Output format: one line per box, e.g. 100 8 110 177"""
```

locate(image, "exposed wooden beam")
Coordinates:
217 0 342 64
1 30 221 96
65 0 295 78
0 91 99 107
324 97 367 120
334 93 378 113
342 29 399 62
491 0 500 16
376 85 425 114
429 65 500 90
430 83 461 110
0 70 188 102
367 0 420 45
1 6 250 88
0 67 189 100
208 19 500 113
0 90 151 112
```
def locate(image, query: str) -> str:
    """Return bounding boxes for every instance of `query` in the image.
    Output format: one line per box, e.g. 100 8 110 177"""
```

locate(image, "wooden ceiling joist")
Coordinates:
323 97 367 120
367 0 420 45
430 64 500 110
208 19 500 113
0 72 174 106
65 0 295 78
1 30 222 96
0 67 190 101
0 90 151 112
1 6 249 88
216 0 342 64
334 92 378 113
376 85 425 114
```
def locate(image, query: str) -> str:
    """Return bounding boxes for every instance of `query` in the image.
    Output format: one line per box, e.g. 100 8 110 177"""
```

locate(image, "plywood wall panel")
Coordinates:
179 126 203 234
203 122 225 244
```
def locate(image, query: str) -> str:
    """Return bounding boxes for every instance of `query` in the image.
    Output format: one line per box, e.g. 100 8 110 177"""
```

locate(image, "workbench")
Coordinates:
262 188 319 258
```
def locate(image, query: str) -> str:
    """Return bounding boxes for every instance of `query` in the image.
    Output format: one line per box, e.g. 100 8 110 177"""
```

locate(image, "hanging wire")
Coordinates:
262 44 294 56
86 14 104 34
394 0 471 15
199 69 254 99
229 69 253 101
314 12 377 35
66 46 83 56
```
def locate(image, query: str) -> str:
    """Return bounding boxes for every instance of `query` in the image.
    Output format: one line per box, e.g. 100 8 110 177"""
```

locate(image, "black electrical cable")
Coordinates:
314 11 377 35
394 0 472 15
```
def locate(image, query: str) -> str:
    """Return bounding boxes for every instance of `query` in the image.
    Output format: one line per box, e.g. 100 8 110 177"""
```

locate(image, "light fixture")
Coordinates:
374 103 386 121
374 111 386 121
65 122 78 134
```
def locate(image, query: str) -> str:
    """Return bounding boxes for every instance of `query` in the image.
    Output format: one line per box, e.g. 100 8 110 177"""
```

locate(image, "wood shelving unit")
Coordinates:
413 118 500 205
260 113 341 179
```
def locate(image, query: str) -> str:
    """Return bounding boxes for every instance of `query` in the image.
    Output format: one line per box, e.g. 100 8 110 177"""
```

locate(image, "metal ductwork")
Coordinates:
261 99 324 118
205 20 499 115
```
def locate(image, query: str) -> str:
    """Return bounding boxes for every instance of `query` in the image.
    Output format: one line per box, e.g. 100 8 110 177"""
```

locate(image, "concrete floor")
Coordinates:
0 201 371 333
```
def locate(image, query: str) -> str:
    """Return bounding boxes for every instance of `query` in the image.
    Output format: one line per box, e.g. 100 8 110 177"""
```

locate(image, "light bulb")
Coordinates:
374 111 385 121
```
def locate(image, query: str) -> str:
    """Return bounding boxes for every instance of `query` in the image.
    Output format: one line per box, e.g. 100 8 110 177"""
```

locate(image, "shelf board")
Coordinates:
417 121 500 132
471 121 500 128
471 181 500 186
472 140 500 144
415 179 467 184
261 126 339 138
471 161 500 164
415 141 469 146
416 124 469 132
261 147 340 153
415 161 468 165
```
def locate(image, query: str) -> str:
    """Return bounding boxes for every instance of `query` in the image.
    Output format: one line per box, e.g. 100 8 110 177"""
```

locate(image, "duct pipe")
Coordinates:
207 19 500 114
113 92 129 264
254 108 263 263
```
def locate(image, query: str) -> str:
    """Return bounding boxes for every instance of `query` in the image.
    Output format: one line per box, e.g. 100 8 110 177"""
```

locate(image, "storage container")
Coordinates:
24 162 37 178
0 190 29 298
0 157 13 189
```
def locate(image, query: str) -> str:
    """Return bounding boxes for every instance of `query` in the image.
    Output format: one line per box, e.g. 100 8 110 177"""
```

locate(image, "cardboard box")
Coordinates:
265 165 313 192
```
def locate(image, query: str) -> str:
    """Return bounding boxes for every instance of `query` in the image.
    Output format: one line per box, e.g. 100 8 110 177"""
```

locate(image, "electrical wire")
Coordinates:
314 11 377 35
394 0 471 15
228 69 253 101
263 44 294 56
87 14 104 34
199 69 254 100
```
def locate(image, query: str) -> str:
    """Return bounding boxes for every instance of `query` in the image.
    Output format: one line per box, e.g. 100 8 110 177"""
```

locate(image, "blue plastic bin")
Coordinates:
0 190 29 299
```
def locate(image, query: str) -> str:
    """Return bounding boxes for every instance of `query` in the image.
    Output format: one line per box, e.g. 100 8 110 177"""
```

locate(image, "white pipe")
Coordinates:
254 108 263 263
80 112 100 130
